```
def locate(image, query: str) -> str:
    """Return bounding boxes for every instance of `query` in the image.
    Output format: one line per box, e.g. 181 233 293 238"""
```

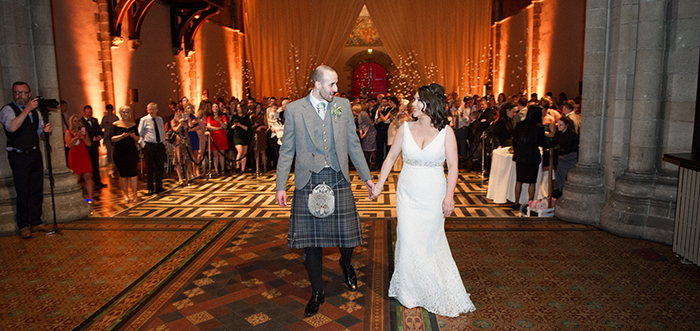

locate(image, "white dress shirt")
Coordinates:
138 114 165 147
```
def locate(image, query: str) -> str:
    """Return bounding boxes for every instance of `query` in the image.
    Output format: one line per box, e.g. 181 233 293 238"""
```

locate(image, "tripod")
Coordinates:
39 107 61 235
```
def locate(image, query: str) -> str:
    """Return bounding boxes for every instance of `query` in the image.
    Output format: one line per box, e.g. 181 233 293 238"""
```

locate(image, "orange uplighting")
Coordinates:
111 25 133 112
223 28 244 99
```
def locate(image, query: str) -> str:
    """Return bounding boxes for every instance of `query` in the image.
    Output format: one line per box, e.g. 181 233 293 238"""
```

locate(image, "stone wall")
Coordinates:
555 0 700 245
0 0 90 235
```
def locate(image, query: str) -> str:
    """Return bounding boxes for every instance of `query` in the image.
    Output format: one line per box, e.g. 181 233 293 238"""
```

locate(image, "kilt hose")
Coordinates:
289 167 363 249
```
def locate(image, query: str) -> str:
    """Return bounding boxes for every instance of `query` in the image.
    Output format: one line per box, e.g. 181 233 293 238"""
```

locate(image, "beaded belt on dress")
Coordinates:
403 158 444 167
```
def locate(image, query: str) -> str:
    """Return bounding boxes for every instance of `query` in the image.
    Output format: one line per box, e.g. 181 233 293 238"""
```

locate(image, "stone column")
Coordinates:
600 0 674 244
554 0 610 225
0 0 90 236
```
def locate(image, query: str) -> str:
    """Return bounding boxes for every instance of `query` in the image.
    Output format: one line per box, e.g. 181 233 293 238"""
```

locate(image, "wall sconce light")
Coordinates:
367 49 373 54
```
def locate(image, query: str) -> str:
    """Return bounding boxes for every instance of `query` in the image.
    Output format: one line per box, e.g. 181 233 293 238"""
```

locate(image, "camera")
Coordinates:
35 96 59 109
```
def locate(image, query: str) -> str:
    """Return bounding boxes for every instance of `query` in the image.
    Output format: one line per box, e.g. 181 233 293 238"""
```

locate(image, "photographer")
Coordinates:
0 81 52 239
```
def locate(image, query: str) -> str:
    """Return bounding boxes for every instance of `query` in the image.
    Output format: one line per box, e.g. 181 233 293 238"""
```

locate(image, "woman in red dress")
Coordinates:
64 114 94 203
206 103 228 175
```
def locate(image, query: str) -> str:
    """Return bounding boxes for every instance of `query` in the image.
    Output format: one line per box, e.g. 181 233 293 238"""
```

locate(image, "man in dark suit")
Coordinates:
82 105 105 187
275 65 376 317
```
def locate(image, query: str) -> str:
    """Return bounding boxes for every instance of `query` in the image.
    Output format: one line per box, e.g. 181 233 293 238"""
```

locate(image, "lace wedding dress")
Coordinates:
388 122 476 317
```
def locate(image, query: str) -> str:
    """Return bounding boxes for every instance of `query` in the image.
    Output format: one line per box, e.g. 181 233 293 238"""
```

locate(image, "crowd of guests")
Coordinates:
59 96 290 203
347 90 581 202
58 89 581 205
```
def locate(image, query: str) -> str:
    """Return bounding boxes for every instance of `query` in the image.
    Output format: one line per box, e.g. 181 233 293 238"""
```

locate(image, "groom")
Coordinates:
276 65 375 317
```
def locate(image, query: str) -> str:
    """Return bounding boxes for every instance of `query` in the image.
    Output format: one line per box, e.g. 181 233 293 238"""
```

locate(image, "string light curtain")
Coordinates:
243 0 364 99
364 0 493 96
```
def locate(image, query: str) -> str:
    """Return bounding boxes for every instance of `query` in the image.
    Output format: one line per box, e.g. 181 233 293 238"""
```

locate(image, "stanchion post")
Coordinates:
206 132 212 179
254 133 260 176
548 147 554 206
481 131 486 178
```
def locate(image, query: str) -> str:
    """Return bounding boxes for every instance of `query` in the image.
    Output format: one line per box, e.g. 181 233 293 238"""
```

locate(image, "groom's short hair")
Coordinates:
312 65 334 84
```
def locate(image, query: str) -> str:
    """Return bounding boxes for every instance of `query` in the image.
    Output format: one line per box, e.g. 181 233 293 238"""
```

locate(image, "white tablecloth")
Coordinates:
485 147 550 204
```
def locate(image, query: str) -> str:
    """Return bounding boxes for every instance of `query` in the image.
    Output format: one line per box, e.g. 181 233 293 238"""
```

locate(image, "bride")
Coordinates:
373 83 476 317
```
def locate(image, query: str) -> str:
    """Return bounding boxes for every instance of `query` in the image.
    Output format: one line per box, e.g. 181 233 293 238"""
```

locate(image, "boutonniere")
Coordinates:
331 103 342 121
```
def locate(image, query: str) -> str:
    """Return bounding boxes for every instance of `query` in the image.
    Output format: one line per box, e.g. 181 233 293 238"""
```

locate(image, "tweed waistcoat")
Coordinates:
309 108 341 176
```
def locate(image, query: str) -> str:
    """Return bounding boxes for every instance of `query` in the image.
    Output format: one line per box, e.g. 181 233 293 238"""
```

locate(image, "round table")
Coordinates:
485 147 551 204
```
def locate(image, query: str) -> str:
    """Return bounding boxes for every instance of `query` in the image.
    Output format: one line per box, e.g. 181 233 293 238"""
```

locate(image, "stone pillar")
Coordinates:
0 0 90 236
554 0 610 225
600 0 674 244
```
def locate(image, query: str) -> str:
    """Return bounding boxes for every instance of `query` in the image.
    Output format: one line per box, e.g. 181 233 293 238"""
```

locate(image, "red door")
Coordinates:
353 62 387 98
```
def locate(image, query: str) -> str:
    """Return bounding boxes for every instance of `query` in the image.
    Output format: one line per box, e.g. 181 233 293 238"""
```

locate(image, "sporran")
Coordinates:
308 182 334 218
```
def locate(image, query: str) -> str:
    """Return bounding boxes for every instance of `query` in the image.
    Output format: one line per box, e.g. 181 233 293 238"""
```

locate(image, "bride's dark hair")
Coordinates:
416 83 449 130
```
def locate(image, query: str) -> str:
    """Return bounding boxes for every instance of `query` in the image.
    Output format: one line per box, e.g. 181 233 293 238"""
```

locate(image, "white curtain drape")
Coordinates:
243 0 364 99
364 0 493 96
243 0 492 98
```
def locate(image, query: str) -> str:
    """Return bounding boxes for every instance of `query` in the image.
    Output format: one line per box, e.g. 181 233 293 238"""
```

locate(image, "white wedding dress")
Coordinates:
388 122 476 317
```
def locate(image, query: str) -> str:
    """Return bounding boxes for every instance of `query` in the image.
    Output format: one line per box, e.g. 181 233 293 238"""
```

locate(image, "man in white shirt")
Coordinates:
138 102 166 195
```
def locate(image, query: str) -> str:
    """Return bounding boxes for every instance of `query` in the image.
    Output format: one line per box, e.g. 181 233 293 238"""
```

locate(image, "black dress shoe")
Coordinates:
342 265 358 291
304 291 324 317
155 188 166 194
146 190 154 196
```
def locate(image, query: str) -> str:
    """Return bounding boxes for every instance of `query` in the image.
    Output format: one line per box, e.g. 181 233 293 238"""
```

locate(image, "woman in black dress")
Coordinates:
230 103 251 173
511 106 548 205
110 105 140 203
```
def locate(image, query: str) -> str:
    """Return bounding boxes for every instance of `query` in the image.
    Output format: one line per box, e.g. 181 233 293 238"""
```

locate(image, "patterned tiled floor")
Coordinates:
0 219 207 331
112 171 515 219
2 166 700 330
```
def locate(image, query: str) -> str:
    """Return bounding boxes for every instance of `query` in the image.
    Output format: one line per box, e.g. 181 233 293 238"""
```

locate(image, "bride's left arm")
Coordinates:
443 126 459 217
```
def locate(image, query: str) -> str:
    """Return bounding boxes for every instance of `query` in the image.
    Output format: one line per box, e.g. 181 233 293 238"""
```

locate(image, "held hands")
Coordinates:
371 185 383 200
442 197 455 218
364 180 377 201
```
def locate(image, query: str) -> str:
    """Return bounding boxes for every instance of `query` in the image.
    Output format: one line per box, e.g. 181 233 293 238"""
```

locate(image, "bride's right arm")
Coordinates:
375 124 405 197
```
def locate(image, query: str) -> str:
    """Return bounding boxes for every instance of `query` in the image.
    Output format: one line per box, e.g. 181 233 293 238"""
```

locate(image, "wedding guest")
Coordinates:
492 103 516 149
496 93 507 109
170 107 189 184
512 106 548 205
230 104 251 173
251 103 268 172
185 103 201 177
65 114 94 203
206 102 228 175
138 102 167 195
356 104 377 170
550 116 579 198
453 97 470 169
374 96 394 167
101 104 119 177
388 103 411 172
82 105 105 187
561 100 580 134
110 106 139 202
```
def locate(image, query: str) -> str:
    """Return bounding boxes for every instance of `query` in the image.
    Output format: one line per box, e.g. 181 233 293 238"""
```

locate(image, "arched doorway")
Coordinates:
353 62 387 98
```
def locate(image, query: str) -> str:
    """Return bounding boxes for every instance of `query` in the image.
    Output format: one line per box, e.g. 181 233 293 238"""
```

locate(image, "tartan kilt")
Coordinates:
289 167 363 248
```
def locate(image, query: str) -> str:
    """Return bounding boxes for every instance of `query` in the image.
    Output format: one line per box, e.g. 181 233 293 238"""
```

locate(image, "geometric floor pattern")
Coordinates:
110 171 519 219
2 166 700 330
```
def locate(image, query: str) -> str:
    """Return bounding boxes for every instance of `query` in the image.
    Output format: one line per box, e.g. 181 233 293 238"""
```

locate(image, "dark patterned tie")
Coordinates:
153 117 160 143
